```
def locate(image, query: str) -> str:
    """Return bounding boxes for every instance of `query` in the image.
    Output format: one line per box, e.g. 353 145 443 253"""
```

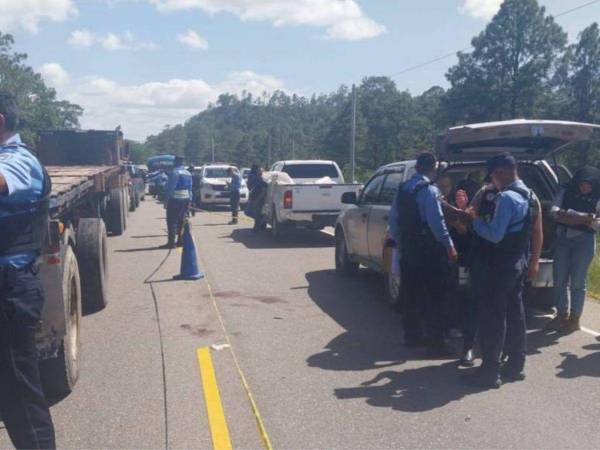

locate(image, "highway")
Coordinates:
2 198 600 449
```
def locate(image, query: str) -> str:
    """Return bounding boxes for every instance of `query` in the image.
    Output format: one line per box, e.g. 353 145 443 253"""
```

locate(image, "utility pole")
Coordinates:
267 131 272 167
211 137 215 163
350 84 357 184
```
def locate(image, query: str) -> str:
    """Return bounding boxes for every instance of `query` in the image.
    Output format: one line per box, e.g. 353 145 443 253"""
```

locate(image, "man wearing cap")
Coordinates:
389 152 458 356
461 153 537 389
161 156 192 249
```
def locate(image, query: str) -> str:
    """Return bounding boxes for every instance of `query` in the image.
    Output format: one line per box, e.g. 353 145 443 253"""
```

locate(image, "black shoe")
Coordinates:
500 365 526 382
459 349 475 367
461 369 501 390
159 243 175 250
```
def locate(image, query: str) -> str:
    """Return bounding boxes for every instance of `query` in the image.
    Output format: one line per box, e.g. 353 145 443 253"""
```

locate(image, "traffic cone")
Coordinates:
174 220 204 280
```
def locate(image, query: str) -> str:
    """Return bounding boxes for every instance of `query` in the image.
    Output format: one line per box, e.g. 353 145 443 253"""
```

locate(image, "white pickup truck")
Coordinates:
264 160 362 238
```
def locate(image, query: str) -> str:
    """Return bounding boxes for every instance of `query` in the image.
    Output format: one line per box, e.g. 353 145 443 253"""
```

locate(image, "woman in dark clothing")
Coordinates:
547 166 600 333
247 166 268 232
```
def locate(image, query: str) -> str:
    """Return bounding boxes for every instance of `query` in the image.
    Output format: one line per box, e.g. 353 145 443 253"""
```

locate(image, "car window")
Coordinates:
361 174 385 203
380 172 405 204
204 168 230 178
281 163 339 179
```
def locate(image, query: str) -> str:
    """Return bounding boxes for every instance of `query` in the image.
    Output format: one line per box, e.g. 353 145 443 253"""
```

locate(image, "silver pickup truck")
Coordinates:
335 119 600 311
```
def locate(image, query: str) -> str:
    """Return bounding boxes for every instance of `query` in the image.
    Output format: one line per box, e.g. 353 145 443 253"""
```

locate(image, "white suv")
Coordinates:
197 164 249 207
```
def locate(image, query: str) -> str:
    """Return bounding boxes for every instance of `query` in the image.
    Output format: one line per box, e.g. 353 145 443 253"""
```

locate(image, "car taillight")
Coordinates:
283 190 293 209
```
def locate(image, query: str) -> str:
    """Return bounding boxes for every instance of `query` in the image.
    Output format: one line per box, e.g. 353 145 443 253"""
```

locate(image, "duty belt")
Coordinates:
171 189 190 199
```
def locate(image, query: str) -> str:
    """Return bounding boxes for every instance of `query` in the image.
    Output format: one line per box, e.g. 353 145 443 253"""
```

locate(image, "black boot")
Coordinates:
459 348 475 367
461 366 501 389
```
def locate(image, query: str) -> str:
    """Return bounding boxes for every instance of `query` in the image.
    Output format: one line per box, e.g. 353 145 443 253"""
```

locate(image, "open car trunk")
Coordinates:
436 119 600 162
441 162 558 258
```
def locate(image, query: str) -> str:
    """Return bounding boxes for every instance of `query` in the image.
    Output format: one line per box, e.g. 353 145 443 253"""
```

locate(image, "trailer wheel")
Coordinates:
106 188 126 235
76 218 108 313
123 187 131 220
41 246 82 399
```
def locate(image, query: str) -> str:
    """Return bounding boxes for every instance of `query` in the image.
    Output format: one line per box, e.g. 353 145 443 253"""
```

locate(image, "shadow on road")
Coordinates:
555 342 600 379
228 228 334 250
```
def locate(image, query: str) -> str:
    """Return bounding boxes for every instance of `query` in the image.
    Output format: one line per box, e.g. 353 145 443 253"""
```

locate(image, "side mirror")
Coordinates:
342 192 358 204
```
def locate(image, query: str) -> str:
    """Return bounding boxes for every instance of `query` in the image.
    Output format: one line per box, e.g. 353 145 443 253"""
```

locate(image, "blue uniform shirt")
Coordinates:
165 166 192 201
0 134 45 269
473 179 531 244
230 173 242 192
388 173 454 250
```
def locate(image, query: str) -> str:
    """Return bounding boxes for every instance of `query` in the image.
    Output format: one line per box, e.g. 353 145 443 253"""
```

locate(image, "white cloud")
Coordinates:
150 0 386 41
39 64 286 140
460 0 502 20
68 29 95 47
177 29 209 50
38 63 70 90
67 29 157 51
0 0 77 33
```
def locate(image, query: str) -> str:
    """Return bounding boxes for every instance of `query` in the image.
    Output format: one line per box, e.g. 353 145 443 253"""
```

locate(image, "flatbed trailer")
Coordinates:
35 130 131 399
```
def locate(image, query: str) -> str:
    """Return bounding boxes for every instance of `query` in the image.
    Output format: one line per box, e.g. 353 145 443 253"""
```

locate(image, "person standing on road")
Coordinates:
389 152 458 356
0 93 56 449
546 166 600 333
161 156 192 249
227 167 241 225
460 154 537 389
250 167 268 233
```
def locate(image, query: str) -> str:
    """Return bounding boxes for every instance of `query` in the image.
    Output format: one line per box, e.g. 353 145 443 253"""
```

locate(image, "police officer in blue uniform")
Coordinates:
227 167 242 225
462 153 536 389
0 93 56 449
161 156 192 249
389 152 458 356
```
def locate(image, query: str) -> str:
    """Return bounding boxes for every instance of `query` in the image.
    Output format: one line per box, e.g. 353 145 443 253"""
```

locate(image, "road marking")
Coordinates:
197 347 233 450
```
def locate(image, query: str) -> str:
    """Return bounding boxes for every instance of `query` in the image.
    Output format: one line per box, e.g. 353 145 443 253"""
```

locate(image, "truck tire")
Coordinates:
123 187 131 220
41 246 82 399
335 229 359 276
106 188 126 236
76 218 108 313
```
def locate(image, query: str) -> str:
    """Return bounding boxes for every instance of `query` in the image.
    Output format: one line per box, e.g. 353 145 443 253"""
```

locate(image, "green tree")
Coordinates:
445 0 567 123
0 31 82 144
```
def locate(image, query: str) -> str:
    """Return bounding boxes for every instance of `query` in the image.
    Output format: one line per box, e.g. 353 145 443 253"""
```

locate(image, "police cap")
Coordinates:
486 153 517 176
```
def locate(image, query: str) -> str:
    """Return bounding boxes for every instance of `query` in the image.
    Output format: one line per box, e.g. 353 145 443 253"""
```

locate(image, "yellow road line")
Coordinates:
203 278 274 450
197 347 233 450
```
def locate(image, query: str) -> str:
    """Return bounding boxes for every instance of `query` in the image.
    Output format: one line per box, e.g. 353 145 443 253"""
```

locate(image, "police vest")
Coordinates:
396 180 443 265
0 143 52 256
560 188 599 234
478 186 535 268
172 168 192 199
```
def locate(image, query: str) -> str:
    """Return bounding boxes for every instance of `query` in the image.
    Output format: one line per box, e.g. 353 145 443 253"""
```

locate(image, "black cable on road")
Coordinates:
144 248 173 450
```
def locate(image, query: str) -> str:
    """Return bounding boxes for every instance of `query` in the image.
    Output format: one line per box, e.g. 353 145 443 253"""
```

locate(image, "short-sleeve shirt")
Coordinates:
0 134 45 269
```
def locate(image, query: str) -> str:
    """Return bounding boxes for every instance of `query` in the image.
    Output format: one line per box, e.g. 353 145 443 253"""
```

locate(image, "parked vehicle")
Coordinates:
125 163 146 210
264 160 361 238
147 154 175 197
35 128 130 398
196 164 249 207
335 119 600 311
241 167 251 179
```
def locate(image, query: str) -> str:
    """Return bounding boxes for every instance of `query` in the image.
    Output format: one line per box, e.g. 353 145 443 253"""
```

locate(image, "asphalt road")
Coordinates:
2 199 600 449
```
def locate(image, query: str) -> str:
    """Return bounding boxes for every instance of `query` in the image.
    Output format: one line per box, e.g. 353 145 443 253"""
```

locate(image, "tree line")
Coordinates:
0 32 82 145
143 0 600 178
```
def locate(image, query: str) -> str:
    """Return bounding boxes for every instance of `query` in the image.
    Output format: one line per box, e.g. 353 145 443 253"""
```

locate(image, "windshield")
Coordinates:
204 168 231 178
281 164 339 179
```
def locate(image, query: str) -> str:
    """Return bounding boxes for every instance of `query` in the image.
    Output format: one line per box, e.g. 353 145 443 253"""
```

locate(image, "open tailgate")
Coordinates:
437 119 600 162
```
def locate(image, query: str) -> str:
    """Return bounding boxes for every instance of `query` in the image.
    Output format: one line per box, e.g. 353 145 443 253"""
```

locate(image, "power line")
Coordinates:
387 0 600 79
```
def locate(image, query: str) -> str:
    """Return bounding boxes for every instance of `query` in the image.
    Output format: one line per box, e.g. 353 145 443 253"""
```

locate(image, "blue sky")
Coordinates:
2 0 599 141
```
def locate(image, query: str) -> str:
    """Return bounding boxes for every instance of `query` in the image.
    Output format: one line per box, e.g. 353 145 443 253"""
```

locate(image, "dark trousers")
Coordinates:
166 199 189 245
477 263 527 373
230 192 240 220
401 258 447 344
0 270 55 450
